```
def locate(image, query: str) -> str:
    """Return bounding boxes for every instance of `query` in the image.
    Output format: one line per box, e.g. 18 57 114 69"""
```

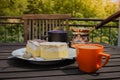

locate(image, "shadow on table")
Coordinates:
62 68 100 75
6 58 75 69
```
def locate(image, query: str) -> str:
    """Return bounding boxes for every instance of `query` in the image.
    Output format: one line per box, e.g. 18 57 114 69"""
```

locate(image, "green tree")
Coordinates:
0 0 28 16
24 0 43 14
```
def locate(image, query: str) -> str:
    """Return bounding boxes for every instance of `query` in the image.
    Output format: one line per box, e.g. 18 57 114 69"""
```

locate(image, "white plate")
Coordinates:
11 48 76 65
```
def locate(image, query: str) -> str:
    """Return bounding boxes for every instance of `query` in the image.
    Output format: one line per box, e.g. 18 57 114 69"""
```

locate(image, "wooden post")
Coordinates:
117 0 120 46
24 19 28 42
118 17 120 46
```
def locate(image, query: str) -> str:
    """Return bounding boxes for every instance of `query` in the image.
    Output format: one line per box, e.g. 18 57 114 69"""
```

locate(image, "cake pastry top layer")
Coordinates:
28 39 46 46
40 42 67 46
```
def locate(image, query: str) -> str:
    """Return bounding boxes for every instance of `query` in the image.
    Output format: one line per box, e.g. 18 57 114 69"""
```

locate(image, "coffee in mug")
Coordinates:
76 44 110 73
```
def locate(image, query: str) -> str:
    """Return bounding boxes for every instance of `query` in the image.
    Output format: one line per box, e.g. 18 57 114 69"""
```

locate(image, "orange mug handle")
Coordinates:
97 52 110 69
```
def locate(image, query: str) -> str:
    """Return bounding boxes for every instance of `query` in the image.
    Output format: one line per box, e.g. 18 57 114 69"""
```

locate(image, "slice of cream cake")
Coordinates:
26 39 45 57
40 42 68 60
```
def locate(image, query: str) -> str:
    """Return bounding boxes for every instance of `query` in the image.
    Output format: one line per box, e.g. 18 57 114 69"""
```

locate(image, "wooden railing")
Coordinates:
0 16 23 43
0 16 119 45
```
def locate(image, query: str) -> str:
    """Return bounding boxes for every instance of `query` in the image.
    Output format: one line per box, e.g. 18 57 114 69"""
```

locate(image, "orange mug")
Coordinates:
76 44 110 73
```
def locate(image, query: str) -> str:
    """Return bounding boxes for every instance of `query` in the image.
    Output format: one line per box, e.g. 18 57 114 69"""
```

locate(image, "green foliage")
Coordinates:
0 24 24 43
0 0 28 16
24 0 43 14
0 0 117 17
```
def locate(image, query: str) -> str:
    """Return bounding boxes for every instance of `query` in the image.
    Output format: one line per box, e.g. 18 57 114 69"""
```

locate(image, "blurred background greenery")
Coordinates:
0 0 119 45
0 0 118 17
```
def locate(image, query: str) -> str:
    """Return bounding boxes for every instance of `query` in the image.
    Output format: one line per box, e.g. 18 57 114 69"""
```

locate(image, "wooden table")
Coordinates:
0 43 120 80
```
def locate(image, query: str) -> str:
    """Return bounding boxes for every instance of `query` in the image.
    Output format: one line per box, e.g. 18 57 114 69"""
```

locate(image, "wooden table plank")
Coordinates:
0 64 120 74
0 59 120 72
1 71 120 80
